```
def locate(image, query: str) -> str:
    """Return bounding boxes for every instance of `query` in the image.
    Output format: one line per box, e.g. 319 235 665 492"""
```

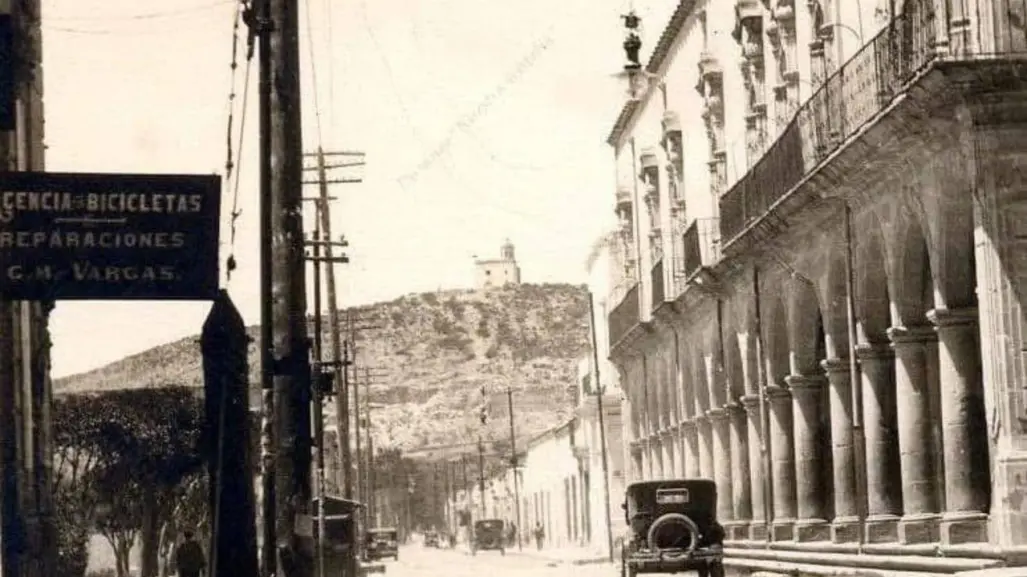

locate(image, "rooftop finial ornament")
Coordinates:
622 10 642 71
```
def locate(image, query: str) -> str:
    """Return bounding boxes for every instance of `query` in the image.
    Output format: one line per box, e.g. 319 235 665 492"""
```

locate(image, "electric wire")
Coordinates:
323 0 336 135
223 0 255 283
43 0 234 22
303 0 324 148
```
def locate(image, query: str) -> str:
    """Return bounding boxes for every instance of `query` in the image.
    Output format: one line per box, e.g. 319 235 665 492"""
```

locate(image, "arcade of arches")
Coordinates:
610 102 1027 562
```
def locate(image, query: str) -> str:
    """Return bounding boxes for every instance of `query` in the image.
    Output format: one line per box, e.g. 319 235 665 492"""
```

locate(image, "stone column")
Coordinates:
787 374 830 542
630 443 644 484
661 429 676 479
651 435 664 479
856 342 902 543
728 403 753 540
822 358 859 543
927 307 990 545
710 408 735 522
640 438 652 480
671 424 685 477
887 325 940 544
768 385 796 541
681 420 700 477
697 415 714 480
742 396 767 540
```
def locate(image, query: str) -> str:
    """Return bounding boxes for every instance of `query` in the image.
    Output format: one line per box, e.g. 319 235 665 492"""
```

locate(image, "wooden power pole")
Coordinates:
506 388 523 550
262 0 313 574
302 147 360 577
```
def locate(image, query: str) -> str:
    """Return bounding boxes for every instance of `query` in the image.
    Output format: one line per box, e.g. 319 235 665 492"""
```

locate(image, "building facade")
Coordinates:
474 239 522 289
605 0 1027 575
517 419 591 549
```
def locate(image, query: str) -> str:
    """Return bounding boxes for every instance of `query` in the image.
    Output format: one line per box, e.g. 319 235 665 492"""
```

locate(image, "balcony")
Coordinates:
608 282 639 348
719 10 945 247
650 259 665 313
681 218 721 281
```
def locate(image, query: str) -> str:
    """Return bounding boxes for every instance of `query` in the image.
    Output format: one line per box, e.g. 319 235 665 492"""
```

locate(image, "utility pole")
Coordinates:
266 0 313 573
254 0 276 571
363 369 375 526
351 323 362 503
302 193 341 577
302 146 357 577
505 388 523 550
301 148 355 502
588 292 615 563
477 438 487 517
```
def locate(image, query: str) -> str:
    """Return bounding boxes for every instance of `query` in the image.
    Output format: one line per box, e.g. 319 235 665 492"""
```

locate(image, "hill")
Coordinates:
54 283 592 452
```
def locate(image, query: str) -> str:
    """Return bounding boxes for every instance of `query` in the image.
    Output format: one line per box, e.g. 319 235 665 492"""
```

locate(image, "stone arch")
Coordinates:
786 275 824 375
723 298 747 402
678 338 698 419
659 337 677 428
690 340 712 414
916 149 977 310
853 212 891 343
760 283 790 387
703 313 729 410
642 352 658 434
874 195 934 326
816 247 851 360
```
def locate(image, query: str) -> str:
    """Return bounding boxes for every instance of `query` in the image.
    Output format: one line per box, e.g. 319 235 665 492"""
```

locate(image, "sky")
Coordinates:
41 0 678 378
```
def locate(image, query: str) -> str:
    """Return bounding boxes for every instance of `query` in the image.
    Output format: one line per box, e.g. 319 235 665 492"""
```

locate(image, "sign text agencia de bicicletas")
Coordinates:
0 171 221 301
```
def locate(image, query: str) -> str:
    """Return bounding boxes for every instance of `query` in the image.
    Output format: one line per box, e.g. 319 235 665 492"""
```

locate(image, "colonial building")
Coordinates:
474 239 522 289
517 418 592 549
605 0 1027 574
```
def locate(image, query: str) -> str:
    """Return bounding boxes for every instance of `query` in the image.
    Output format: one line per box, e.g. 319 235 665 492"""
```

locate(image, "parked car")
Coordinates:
620 479 725 577
471 519 506 555
423 530 440 548
364 527 399 561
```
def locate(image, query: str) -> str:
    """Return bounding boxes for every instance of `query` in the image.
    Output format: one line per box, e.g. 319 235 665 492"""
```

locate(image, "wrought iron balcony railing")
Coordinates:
650 259 665 313
681 218 721 280
720 11 937 243
608 282 639 348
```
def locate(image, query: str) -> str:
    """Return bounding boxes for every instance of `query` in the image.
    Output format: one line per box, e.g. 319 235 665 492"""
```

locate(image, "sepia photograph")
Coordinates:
0 0 1020 576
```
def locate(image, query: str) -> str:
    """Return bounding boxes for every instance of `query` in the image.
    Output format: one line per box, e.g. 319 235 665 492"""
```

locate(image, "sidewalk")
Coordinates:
506 544 613 566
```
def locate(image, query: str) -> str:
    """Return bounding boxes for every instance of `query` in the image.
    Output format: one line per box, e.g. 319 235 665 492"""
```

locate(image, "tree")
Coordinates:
53 387 205 577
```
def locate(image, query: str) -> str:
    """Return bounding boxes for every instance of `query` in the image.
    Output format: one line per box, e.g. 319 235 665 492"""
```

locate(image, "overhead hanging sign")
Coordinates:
0 171 221 300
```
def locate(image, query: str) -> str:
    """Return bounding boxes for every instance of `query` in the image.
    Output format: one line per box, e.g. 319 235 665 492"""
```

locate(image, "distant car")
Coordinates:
620 479 725 577
471 519 505 555
365 527 399 561
423 531 440 548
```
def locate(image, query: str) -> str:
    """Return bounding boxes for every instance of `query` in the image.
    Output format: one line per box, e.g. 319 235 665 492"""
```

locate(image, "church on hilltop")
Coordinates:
473 239 521 290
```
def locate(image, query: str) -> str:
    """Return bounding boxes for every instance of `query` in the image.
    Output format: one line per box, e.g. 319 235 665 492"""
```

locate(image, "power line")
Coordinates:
43 0 234 22
302 0 324 147
222 0 255 283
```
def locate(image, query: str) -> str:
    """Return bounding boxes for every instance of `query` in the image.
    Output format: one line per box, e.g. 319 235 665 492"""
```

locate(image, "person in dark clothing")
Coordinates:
173 530 206 577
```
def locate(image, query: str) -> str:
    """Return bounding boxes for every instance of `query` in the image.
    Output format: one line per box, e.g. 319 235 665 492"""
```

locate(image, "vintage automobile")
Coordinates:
620 479 725 577
365 527 400 561
310 496 381 575
423 530 440 548
471 519 506 555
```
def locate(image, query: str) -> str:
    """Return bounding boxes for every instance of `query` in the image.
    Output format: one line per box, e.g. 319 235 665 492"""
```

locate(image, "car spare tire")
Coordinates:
646 513 700 553
479 536 498 549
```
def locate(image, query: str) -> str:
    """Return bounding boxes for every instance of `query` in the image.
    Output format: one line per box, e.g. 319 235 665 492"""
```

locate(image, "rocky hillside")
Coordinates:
54 283 592 452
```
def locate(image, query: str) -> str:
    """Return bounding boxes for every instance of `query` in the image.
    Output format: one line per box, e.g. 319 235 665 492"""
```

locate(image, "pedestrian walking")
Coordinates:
172 530 207 577
533 523 545 550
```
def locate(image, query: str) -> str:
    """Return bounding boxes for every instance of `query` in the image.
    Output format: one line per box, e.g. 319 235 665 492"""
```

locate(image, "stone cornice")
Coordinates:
887 324 938 345
819 357 849 375
927 306 978 327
